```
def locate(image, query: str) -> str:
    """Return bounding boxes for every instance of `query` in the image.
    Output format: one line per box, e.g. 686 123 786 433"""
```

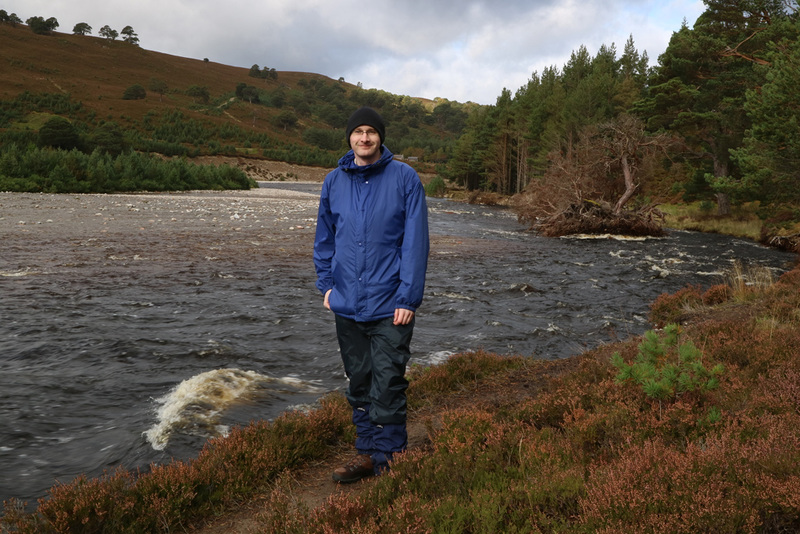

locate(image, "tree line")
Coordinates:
445 0 800 229
0 143 254 193
0 10 139 43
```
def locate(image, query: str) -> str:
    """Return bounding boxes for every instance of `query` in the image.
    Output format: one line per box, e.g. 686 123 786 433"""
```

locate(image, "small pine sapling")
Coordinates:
611 324 724 402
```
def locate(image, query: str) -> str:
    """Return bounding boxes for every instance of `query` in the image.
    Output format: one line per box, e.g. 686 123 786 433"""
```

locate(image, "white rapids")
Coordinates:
144 368 321 450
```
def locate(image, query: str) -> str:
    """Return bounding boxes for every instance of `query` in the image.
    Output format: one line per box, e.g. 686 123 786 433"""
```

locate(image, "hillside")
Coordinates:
0 23 312 136
0 22 463 170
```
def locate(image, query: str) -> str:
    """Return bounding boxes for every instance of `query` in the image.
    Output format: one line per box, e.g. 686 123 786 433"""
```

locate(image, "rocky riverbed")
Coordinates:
1 187 322 276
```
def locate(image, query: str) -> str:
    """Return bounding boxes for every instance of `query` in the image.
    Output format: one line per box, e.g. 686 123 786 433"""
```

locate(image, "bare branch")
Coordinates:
720 27 771 65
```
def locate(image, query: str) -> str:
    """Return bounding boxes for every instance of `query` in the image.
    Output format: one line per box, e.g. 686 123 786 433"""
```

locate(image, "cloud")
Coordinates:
3 0 706 104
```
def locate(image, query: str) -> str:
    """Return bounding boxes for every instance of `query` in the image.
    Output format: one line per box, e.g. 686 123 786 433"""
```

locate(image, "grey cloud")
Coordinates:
4 0 705 104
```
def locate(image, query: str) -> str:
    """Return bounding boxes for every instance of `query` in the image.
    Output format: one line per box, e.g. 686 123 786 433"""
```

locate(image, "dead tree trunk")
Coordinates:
614 153 637 215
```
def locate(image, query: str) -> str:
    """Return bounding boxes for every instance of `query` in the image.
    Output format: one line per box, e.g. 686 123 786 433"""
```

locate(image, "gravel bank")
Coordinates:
1 187 322 276
1 187 320 233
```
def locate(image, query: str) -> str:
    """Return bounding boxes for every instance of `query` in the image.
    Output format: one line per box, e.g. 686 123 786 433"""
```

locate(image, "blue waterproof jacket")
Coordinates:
314 147 429 322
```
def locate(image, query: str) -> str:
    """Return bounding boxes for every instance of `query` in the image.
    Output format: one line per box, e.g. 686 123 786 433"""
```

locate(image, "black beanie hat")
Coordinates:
346 107 385 146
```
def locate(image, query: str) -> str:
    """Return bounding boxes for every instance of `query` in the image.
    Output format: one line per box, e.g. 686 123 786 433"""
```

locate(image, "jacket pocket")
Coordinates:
328 287 347 316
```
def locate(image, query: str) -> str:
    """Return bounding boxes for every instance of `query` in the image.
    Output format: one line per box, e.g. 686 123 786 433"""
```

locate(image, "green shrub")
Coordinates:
302 127 345 151
122 84 146 100
425 175 447 197
611 324 724 402
88 122 126 155
37 116 82 150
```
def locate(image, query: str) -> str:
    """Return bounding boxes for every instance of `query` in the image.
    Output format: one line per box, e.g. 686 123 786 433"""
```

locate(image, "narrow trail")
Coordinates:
188 357 580 533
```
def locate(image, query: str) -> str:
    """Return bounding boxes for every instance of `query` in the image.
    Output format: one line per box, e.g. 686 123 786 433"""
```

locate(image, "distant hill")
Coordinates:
0 22 467 168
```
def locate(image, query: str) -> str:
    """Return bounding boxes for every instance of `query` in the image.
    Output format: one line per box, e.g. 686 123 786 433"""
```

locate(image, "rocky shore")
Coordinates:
2 186 320 234
1 187 323 277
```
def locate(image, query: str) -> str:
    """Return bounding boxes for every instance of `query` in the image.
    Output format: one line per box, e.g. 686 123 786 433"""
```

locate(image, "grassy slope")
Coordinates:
0 23 355 144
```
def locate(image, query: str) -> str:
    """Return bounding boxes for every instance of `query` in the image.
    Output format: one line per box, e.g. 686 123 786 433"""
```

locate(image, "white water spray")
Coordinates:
144 368 321 450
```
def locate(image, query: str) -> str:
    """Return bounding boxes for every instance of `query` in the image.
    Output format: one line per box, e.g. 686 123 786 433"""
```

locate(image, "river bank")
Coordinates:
6 259 800 532
2 185 797 532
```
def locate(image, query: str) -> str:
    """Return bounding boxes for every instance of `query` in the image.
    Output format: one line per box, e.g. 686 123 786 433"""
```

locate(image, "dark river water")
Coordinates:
1 183 795 506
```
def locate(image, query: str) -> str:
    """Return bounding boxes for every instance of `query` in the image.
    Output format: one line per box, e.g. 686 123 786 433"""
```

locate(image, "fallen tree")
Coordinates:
536 199 666 237
512 114 676 238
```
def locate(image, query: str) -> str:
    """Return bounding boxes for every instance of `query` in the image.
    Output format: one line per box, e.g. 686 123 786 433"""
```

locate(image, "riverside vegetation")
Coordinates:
442 4 800 247
0 143 255 193
2 258 799 532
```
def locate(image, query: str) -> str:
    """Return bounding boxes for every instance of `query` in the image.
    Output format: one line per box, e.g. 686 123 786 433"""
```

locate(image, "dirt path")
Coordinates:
192 156 330 183
186 406 436 533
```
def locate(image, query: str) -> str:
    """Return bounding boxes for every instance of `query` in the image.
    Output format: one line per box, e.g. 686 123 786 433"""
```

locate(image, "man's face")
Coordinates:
350 125 381 165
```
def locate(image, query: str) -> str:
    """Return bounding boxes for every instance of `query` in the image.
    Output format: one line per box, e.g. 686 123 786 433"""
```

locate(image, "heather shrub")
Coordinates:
580 412 800 532
407 350 526 409
510 348 623 432
776 266 800 288
695 318 757 368
761 299 800 325
697 318 800 374
129 461 203 532
306 491 374 533
580 437 761 532
374 493 433 533
562 393 643 459
35 469 137 534
514 387 579 430
647 393 723 444
648 285 703 327
509 433 584 526
702 283 731 305
251 473 313 534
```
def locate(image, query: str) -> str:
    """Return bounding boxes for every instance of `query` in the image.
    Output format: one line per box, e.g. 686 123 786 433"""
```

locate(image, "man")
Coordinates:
313 107 429 483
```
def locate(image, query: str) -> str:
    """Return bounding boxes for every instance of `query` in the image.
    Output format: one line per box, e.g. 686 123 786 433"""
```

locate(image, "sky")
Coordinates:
4 0 705 105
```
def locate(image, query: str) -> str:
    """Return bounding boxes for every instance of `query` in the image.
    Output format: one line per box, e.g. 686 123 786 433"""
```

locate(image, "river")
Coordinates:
0 183 794 506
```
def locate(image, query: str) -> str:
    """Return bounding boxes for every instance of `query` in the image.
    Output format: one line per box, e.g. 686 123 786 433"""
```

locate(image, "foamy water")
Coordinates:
144 369 322 450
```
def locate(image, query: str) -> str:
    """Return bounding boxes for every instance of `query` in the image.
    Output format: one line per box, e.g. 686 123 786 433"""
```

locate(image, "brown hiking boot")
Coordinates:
332 454 374 483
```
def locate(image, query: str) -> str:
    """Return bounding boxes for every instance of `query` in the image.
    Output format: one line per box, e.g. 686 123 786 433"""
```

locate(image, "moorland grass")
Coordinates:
661 202 764 241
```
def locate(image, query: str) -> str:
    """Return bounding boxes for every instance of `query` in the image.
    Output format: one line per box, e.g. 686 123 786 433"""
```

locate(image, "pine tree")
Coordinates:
732 18 800 206
636 0 797 213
